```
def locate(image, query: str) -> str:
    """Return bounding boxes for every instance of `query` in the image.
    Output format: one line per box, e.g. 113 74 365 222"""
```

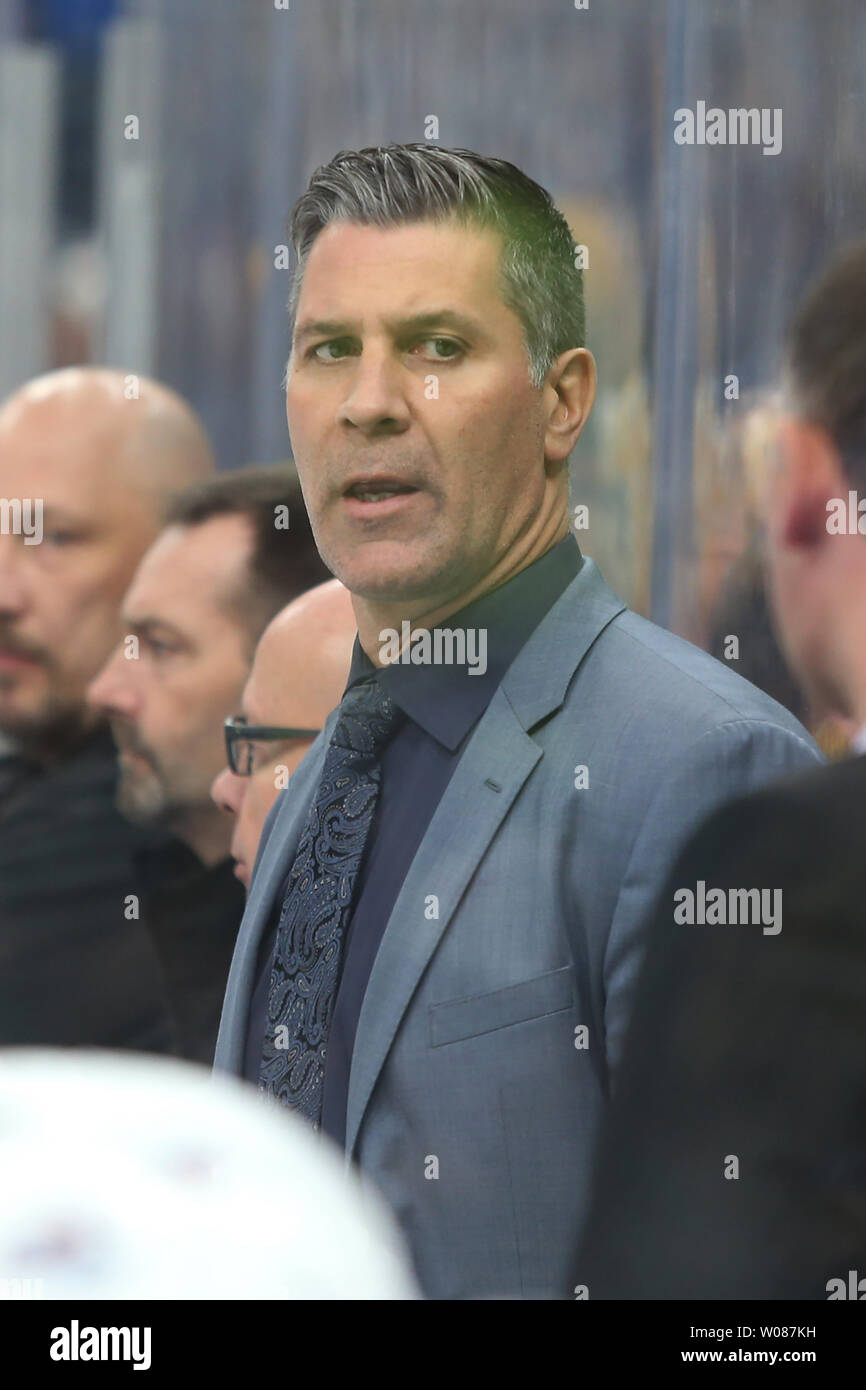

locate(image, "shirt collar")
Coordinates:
344 533 583 750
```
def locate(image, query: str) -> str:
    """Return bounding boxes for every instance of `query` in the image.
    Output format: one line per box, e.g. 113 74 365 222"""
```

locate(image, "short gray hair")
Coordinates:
288 143 585 389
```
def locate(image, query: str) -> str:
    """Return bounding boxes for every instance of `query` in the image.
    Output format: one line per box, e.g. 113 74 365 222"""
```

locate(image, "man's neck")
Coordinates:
831 603 866 734
354 512 571 666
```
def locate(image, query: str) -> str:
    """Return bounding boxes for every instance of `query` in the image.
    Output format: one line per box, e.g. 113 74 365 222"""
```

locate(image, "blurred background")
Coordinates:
1 0 864 691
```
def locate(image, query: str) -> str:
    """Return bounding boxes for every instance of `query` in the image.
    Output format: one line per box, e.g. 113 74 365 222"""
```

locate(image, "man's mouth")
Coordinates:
0 647 42 669
112 729 153 766
341 476 423 518
343 476 420 502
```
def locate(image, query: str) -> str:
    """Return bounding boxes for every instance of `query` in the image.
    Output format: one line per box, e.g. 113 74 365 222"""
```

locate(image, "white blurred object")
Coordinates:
0 1049 419 1300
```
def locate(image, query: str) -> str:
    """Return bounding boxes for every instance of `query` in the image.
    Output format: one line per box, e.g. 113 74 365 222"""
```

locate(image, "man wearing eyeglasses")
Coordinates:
88 465 331 1064
212 579 356 891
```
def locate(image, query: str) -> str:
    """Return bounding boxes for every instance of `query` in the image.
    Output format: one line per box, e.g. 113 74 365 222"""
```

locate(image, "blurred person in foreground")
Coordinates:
88 468 331 1064
214 144 820 1300
211 579 356 891
574 241 866 1300
0 368 212 1052
0 1049 417 1301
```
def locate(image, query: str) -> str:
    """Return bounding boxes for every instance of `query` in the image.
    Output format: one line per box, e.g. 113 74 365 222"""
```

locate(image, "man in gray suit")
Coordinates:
215 143 820 1299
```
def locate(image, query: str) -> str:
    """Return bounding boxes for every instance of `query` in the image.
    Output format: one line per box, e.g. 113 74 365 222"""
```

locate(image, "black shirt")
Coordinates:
244 534 584 1145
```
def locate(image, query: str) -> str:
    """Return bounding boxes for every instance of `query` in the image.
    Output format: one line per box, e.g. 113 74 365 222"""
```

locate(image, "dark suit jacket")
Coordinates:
574 753 866 1300
135 839 245 1066
0 727 175 1052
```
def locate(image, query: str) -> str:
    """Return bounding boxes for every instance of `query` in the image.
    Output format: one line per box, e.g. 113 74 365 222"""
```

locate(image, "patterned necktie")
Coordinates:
258 676 403 1124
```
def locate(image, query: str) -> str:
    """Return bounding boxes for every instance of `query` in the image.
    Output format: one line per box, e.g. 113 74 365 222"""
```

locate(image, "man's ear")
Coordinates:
543 348 596 464
773 417 843 549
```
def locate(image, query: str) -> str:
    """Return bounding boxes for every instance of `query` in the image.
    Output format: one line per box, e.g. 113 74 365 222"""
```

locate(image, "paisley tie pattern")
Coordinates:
258 677 403 1125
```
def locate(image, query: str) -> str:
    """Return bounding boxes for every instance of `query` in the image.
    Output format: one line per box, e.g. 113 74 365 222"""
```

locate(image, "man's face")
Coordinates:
87 515 255 832
765 417 852 719
285 218 555 608
210 675 318 890
0 411 159 750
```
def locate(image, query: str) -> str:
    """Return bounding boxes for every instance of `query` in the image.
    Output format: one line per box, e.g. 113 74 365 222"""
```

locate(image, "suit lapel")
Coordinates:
344 556 626 1156
345 689 541 1156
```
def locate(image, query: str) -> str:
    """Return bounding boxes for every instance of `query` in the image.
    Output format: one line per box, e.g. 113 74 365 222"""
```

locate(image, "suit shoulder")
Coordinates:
593 607 814 744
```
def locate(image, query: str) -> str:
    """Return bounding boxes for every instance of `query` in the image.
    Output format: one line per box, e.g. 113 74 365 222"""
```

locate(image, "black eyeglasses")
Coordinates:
224 715 322 776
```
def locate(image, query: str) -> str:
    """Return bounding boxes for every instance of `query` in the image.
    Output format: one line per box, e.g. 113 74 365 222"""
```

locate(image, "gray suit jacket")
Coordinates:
215 556 821 1299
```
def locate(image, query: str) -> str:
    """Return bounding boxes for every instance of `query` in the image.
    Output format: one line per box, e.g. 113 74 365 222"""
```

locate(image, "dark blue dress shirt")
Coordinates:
244 533 583 1147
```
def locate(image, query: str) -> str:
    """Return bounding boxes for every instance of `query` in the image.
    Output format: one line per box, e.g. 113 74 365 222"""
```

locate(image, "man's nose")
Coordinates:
337 346 412 435
0 536 29 618
86 646 139 717
211 765 244 817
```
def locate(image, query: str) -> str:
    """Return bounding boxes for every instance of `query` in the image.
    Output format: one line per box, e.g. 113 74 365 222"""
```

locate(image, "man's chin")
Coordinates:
116 775 169 826
329 548 458 606
0 696 98 763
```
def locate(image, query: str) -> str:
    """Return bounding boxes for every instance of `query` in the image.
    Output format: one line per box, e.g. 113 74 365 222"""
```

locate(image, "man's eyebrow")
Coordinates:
294 308 490 346
294 318 351 346
124 616 187 643
392 309 489 341
39 506 90 527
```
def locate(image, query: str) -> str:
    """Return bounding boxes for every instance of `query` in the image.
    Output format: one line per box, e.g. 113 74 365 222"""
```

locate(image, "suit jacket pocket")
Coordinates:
429 965 575 1047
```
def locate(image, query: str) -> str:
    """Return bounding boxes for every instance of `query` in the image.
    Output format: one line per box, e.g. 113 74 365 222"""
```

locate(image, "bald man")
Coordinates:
0 368 213 755
0 367 214 1051
212 579 357 890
